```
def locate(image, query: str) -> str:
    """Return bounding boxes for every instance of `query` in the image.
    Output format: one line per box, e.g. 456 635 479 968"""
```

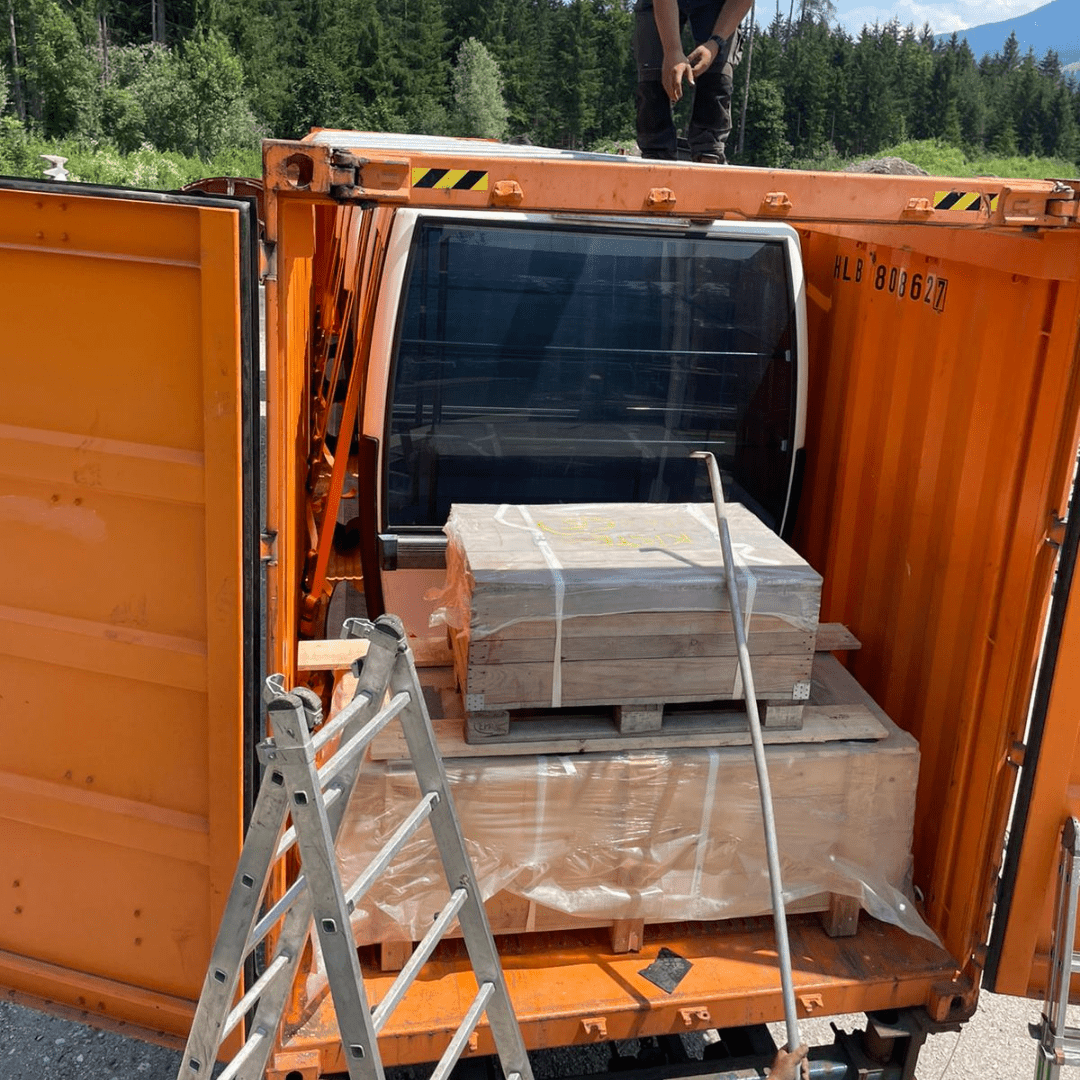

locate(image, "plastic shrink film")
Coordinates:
331 707 934 950
430 502 823 640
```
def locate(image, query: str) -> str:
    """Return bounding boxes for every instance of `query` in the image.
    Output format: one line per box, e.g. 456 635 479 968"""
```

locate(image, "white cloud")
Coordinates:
831 0 1048 35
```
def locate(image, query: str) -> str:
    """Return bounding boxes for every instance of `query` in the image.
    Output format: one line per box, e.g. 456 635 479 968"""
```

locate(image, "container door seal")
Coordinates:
987 453 1080 999
0 176 260 1041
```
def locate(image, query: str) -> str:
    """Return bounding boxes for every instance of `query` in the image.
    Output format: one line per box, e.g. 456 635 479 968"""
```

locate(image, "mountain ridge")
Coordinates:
953 0 1079 67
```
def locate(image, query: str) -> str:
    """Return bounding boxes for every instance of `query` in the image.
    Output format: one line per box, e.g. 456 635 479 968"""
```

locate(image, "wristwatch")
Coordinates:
708 33 724 47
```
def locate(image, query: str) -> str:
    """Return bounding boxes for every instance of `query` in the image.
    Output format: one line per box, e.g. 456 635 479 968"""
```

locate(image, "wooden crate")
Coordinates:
442 502 823 713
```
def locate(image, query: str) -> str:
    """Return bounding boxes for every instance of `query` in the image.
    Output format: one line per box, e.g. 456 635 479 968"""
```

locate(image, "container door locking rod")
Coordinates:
692 451 802 1057
177 615 534 1080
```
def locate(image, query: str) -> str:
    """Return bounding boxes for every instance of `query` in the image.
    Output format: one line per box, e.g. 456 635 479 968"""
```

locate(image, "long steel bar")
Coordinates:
692 450 801 1054
343 792 439 910
428 983 495 1080
372 888 469 1033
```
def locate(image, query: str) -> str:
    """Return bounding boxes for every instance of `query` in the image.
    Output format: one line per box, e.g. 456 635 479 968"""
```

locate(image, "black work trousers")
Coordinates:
633 0 736 161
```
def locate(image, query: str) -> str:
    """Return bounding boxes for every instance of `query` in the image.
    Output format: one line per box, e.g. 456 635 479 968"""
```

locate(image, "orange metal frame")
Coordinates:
258 137 1080 1074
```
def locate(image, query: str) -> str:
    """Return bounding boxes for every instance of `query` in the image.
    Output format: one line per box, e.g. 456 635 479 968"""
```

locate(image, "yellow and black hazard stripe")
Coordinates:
411 167 489 191
933 190 1000 212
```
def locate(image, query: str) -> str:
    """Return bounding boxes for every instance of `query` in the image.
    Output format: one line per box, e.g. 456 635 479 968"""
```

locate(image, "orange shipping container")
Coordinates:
3 139 1080 1076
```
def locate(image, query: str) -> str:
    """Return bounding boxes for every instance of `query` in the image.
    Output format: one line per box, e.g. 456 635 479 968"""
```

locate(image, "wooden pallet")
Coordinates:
373 890 865 972
297 623 872 759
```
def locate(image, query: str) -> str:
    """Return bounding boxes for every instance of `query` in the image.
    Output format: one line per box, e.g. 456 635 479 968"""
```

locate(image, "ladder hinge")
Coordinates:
260 530 278 566
260 240 277 282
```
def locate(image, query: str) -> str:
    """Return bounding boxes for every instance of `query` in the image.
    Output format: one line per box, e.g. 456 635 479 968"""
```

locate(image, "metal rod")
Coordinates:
372 888 469 1033
245 876 306 955
311 686 376 752
429 982 495 1080
691 450 801 1053
343 792 439 910
317 691 411 789
222 954 291 1039
215 1028 268 1080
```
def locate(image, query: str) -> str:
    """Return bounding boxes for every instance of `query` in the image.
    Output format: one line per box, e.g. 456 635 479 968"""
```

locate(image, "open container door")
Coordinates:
987 457 1080 1001
0 178 260 1042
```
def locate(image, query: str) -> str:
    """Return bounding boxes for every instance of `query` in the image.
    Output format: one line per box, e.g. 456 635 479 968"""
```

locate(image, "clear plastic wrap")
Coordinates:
431 502 822 638
334 719 934 948
431 502 823 710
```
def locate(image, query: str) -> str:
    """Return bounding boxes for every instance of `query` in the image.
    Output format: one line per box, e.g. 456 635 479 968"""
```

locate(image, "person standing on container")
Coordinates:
633 0 753 163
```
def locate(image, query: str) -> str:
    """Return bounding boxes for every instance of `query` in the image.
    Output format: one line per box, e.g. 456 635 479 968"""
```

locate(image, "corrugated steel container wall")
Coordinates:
794 223 1080 974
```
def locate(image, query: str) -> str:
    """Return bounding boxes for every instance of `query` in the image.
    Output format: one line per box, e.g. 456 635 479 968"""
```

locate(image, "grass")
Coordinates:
792 138 1077 179
0 123 262 188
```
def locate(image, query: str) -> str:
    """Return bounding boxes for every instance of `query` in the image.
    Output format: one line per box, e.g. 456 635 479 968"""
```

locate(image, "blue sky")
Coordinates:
819 0 1045 36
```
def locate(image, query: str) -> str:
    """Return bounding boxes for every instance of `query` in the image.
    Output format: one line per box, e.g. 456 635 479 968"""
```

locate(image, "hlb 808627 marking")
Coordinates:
833 255 949 313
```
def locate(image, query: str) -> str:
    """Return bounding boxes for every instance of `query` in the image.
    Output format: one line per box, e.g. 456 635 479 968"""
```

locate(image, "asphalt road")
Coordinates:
2 988 1076 1079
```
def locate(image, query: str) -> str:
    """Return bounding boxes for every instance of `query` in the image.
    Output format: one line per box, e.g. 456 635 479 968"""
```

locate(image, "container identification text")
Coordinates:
833 255 948 313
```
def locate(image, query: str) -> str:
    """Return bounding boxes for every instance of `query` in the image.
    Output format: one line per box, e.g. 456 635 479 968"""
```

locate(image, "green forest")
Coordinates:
1 0 1078 184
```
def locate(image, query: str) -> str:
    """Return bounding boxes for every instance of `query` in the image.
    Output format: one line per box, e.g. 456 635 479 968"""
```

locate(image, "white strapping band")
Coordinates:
495 503 567 708
691 748 721 900
687 502 757 699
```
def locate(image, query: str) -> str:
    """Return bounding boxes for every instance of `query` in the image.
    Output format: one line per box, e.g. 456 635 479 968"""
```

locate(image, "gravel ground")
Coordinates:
3 988 1078 1079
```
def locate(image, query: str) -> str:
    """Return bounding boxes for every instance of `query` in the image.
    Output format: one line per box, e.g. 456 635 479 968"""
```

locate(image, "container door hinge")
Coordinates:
329 149 362 198
1007 741 1026 769
260 530 278 566
260 240 277 282
1046 183 1080 222
1047 515 1067 549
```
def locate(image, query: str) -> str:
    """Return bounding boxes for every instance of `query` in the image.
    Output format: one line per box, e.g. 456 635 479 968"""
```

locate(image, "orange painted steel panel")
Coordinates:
268 135 1079 230
990 529 1080 999
0 185 247 1037
274 918 956 1071
265 195 314 684
794 224 1080 992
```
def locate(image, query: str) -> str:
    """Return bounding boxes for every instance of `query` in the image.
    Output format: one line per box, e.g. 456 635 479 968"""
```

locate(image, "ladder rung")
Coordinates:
215 1026 268 1080
317 691 411 790
275 786 343 860
344 792 439 911
245 876 306 955
372 888 469 1033
222 954 291 1039
1070 951 1080 972
311 687 375 752
429 982 495 1080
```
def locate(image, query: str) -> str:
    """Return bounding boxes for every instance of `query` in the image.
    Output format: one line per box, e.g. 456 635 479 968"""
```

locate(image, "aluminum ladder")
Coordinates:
176 614 534 1080
1032 817 1080 1079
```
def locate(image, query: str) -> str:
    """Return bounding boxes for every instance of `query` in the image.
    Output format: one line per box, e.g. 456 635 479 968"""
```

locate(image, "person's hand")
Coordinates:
688 38 720 78
768 1043 810 1080
662 50 694 101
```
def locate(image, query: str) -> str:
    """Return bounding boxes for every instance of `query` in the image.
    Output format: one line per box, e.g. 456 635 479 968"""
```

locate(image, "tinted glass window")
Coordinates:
387 221 796 530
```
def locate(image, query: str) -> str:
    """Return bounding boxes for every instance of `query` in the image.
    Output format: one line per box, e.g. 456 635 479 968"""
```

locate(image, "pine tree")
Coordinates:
449 36 508 138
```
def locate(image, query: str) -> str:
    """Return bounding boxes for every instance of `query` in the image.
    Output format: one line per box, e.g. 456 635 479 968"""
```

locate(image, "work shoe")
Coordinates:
693 153 723 164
